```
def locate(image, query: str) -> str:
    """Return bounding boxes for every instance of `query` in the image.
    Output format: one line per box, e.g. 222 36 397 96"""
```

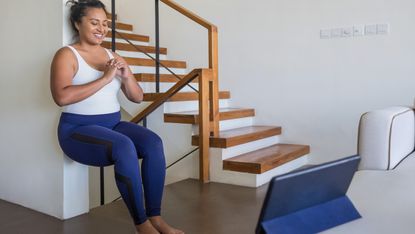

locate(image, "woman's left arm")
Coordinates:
112 52 143 103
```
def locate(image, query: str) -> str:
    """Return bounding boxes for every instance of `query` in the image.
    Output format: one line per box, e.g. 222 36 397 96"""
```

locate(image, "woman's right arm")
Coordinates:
50 47 116 107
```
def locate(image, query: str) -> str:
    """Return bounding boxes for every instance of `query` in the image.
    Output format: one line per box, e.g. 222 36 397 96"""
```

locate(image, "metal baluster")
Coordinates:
100 0 117 207
100 167 105 206
155 0 160 93
111 0 116 52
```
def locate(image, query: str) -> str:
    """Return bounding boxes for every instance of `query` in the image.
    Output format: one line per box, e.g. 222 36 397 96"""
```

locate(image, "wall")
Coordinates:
105 0 415 165
0 0 63 216
0 0 89 219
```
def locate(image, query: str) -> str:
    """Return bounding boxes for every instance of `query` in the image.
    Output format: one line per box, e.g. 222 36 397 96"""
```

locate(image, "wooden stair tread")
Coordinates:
107 31 150 43
109 22 133 31
135 73 196 83
106 13 117 20
102 41 167 54
192 126 282 148
164 108 255 124
144 91 230 102
223 144 310 174
124 57 186 68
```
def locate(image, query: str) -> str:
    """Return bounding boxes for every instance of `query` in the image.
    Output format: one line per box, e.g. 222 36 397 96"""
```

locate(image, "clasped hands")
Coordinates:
104 58 131 80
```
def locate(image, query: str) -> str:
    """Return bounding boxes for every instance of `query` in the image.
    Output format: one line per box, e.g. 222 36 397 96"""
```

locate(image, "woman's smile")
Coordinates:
93 33 104 39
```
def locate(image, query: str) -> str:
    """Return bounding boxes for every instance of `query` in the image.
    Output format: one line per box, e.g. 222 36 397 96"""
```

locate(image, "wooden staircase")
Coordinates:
106 7 310 187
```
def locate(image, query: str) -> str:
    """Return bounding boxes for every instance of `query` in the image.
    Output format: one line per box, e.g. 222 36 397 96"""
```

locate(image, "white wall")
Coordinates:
106 0 415 164
0 0 90 219
0 0 63 216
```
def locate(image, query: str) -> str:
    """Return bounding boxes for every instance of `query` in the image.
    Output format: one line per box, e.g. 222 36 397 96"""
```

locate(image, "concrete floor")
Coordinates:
0 179 268 234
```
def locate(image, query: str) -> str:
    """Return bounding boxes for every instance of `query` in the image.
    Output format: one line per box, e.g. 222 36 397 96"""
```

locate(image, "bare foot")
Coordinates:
135 220 160 234
149 216 184 234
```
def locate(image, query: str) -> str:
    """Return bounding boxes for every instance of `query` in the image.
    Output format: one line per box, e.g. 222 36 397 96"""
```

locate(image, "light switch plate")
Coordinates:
331 28 342 38
377 24 389 34
320 29 331 39
365 24 377 35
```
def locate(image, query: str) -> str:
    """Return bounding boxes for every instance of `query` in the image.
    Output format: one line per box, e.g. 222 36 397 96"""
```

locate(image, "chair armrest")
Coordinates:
358 106 414 170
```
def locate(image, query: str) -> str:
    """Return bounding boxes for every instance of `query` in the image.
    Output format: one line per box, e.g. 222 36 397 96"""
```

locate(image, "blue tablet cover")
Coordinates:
256 155 361 234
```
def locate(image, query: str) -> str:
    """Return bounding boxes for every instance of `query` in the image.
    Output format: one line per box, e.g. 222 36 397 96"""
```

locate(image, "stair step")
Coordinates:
106 13 117 20
192 126 281 148
135 73 196 83
164 108 255 124
107 31 149 43
102 41 167 54
109 22 133 31
223 144 310 174
143 91 230 102
124 57 186 68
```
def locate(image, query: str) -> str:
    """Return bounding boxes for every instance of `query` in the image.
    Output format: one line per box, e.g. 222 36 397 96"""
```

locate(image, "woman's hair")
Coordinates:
66 0 108 35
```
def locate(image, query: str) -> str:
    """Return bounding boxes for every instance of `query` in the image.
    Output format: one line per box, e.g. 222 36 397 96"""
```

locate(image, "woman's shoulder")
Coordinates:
53 46 76 61
51 46 78 68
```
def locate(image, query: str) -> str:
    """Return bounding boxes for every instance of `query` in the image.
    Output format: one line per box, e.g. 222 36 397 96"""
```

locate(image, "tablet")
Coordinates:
256 155 361 234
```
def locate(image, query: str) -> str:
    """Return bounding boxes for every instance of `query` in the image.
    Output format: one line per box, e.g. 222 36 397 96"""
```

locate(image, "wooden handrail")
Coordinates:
130 68 203 123
160 0 219 137
160 0 215 30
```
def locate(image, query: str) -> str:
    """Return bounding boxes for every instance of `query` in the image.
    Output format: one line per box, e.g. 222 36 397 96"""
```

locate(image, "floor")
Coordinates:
0 179 268 234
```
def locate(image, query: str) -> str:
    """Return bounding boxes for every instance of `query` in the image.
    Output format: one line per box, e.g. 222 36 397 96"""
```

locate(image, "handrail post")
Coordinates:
199 69 212 183
155 0 160 93
209 26 219 137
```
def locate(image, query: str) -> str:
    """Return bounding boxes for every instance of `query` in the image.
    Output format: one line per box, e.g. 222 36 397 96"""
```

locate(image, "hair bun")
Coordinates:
66 0 78 6
66 0 91 6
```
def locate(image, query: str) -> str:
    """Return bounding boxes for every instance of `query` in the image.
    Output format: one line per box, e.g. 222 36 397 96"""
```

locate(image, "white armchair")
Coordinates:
358 106 415 170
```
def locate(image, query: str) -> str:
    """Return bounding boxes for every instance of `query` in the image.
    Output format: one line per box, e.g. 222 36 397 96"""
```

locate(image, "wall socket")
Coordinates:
353 26 364 36
342 27 353 37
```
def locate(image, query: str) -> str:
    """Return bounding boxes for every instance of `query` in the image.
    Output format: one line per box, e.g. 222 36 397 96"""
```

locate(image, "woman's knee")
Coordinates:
147 131 163 148
112 135 137 160
115 121 163 147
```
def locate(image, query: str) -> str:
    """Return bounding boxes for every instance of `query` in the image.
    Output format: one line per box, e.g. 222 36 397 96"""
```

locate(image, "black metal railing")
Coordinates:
113 31 198 92
99 0 117 207
155 0 160 92
99 0 201 206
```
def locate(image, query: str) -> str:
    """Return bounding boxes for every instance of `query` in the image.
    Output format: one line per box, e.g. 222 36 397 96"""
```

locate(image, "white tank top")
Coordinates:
63 45 121 115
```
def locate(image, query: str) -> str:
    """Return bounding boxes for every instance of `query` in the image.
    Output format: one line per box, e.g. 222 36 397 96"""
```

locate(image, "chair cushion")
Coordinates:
358 106 414 170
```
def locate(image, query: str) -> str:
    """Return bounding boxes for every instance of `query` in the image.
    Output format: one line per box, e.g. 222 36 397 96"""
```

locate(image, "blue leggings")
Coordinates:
58 111 166 225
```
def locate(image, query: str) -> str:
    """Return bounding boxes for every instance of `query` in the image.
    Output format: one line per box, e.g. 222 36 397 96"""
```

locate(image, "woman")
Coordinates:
50 1 184 233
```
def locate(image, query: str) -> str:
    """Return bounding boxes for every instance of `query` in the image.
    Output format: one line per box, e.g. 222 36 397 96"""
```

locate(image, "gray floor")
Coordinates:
0 179 268 234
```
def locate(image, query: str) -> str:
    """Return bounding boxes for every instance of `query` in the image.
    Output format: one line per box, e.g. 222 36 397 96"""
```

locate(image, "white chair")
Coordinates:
358 106 415 170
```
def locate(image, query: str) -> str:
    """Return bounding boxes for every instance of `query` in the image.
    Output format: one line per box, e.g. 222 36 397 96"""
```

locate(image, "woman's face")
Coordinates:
76 8 108 45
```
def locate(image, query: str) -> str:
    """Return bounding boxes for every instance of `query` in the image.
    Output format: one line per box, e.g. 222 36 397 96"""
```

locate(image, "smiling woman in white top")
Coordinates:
50 1 184 233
